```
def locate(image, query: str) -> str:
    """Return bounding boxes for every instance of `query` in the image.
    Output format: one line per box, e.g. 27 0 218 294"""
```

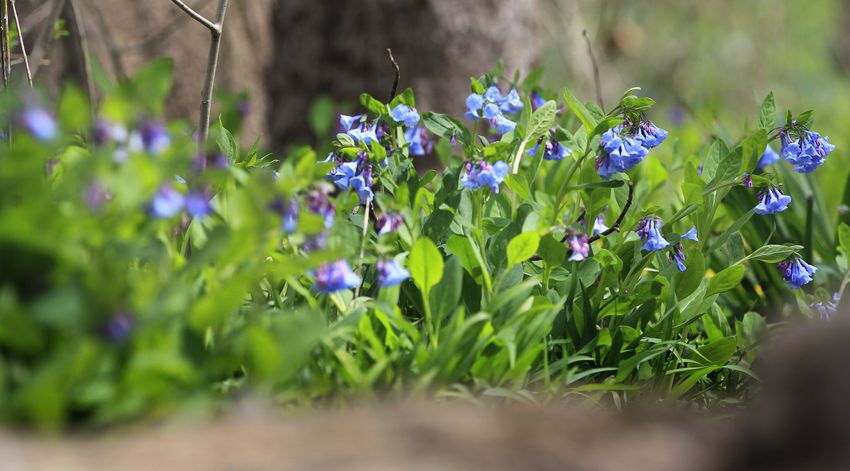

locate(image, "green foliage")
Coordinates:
0 58 844 431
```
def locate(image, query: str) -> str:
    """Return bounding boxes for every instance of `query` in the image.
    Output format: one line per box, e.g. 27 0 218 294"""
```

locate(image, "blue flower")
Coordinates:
595 128 649 180
405 125 432 156
19 107 58 141
377 259 410 287
670 243 687 272
328 161 359 189
530 92 546 112
185 192 212 218
279 197 299 233
140 122 171 155
681 226 698 241
629 121 668 149
757 144 780 168
741 173 753 188
390 104 420 128
313 260 361 293
151 185 184 218
103 312 135 343
340 114 377 145
465 94 484 120
754 185 791 215
463 160 509 193
493 115 517 134
350 175 374 203
636 216 670 251
376 213 403 235
566 232 590 261
528 130 571 161
499 89 524 114
592 214 608 235
778 256 816 289
812 293 840 321
484 85 502 102
780 130 835 173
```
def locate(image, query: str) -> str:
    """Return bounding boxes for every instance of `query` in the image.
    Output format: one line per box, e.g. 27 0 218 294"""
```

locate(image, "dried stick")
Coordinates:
68 0 95 107
1 0 10 86
582 29 603 109
385 48 399 102
169 0 229 159
9 0 32 87
30 0 68 78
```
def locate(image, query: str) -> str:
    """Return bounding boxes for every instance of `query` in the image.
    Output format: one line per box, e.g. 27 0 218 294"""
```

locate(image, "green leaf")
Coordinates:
217 121 238 161
470 77 486 95
746 244 803 263
422 112 470 145
538 234 566 266
409 238 444 293
695 337 737 366
563 88 597 133
526 100 557 141
57 85 90 131
359 93 385 115
308 95 335 137
132 58 173 113
506 231 540 267
706 265 745 297
430 256 463 323
839 223 850 256
758 91 776 130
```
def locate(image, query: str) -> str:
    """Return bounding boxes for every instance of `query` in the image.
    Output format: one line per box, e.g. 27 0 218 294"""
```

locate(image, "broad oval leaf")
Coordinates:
507 231 540 267
409 237 444 293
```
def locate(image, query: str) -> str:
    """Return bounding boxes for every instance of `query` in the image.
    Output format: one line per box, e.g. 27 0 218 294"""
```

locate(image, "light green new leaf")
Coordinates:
706 265 745 297
507 231 540 267
409 238 444 293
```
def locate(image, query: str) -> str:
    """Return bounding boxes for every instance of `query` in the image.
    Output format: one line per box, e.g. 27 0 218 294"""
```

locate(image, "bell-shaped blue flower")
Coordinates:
463 160 509 193
670 243 687 272
754 185 791 215
566 232 590 261
376 213 403 235
377 259 410 287
313 260 361 293
328 161 359 190
681 226 698 241
280 197 299 233
390 104 420 128
493 115 517 134
19 106 58 141
405 125 432 156
812 293 840 321
530 91 546 112
629 121 668 149
777 256 816 289
596 128 649 180
528 130 571 161
185 192 212 219
484 85 502 102
636 216 670 251
780 130 835 173
757 144 780 168
592 214 608 235
151 185 184 218
499 89 524 114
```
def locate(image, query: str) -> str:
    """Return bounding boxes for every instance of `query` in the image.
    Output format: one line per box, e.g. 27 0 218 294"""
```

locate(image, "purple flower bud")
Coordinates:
376 213 403 235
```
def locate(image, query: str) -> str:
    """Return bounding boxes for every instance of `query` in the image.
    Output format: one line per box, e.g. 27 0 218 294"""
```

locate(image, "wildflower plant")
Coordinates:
0 59 847 431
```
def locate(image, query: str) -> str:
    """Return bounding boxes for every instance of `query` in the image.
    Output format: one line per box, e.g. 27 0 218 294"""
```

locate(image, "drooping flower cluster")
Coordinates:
596 121 667 180
811 293 840 321
635 216 669 252
754 185 791 215
327 153 374 203
779 129 835 173
313 260 361 293
464 86 522 134
777 256 817 289
150 185 211 219
340 114 378 145
376 212 403 236
462 160 509 193
376 259 410 287
528 129 571 161
668 227 698 272
94 119 172 162
390 104 432 156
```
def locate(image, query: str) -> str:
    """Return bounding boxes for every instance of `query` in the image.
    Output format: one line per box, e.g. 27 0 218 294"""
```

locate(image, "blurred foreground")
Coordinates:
3 314 849 471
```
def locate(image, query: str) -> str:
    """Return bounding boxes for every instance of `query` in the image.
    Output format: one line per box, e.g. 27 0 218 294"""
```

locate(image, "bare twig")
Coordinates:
385 48 399 102
82 0 126 78
1 0 10 86
582 29 603 109
170 0 229 160
30 0 68 79
169 0 219 33
10 0 32 87
68 0 96 107
588 181 634 243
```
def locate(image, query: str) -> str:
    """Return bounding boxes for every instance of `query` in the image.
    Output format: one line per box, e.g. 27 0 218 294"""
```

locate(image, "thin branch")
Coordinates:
385 48 399 102
30 0 68 79
1 0 10 86
582 29 603 109
9 0 32 87
82 0 126 78
588 181 634 243
169 0 218 33
68 0 96 108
